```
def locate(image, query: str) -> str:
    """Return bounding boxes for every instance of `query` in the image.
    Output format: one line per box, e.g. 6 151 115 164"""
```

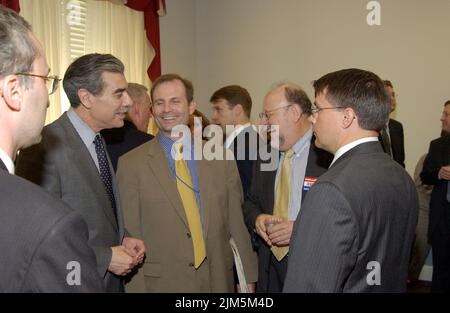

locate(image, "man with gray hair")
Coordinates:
102 82 154 171
284 68 418 292
16 53 145 292
243 82 331 292
0 5 102 292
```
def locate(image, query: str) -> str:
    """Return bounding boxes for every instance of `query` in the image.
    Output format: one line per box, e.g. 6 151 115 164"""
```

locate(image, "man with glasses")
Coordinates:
283 69 418 292
16 53 145 292
243 83 331 292
0 5 102 292
420 100 450 292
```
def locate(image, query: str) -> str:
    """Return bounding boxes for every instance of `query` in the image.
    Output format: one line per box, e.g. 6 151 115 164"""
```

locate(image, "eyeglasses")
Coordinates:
15 73 61 95
259 104 293 120
311 103 346 115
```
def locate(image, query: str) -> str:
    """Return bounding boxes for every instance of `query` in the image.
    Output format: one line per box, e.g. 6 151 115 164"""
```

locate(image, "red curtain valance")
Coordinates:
0 0 20 12
126 0 166 81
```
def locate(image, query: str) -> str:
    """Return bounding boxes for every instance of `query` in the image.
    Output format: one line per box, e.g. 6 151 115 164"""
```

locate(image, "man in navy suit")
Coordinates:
210 85 259 196
102 82 153 171
243 83 332 292
0 5 102 292
421 100 450 292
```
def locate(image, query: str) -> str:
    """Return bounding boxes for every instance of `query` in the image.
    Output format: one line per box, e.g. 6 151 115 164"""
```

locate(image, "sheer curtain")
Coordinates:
19 0 153 124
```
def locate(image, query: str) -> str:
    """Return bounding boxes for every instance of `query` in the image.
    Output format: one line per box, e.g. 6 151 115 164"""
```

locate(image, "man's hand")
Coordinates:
255 214 282 246
236 282 256 293
267 220 294 246
108 246 139 276
439 165 450 180
122 236 146 264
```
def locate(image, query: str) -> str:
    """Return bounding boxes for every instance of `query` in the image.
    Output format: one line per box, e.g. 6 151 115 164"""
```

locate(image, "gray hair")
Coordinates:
0 5 37 89
63 53 124 107
127 82 149 102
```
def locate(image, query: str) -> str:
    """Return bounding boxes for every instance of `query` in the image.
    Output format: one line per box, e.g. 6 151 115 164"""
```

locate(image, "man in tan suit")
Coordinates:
117 73 257 292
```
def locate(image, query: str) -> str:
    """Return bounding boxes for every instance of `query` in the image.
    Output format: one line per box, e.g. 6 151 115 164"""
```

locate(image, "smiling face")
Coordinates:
151 79 196 139
86 71 132 132
260 87 293 151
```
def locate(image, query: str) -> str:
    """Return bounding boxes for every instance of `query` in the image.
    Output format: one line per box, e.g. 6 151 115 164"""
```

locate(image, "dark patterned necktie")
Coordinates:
94 134 118 223
380 126 392 157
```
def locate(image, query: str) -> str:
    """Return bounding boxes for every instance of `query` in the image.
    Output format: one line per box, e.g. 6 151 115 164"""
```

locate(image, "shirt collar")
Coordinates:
284 127 313 157
0 148 14 174
158 133 193 160
67 108 98 147
330 137 379 167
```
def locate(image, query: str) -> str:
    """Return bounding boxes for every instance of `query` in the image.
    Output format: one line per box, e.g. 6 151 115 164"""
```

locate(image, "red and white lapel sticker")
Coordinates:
303 176 318 191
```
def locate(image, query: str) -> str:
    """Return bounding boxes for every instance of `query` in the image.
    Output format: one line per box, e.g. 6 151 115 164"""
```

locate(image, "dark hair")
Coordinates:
445 100 450 106
63 53 124 107
150 73 194 103
314 68 390 131
0 5 37 88
210 85 252 118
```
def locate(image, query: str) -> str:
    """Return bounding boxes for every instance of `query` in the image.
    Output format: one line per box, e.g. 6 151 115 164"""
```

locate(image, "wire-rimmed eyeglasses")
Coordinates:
311 103 346 115
15 73 61 95
259 104 293 120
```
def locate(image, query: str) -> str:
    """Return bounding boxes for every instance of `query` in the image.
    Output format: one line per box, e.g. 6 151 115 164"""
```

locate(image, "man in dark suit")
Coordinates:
420 100 450 292
242 83 332 292
379 80 405 167
0 5 102 292
210 85 259 196
283 69 418 292
16 53 145 292
102 82 153 171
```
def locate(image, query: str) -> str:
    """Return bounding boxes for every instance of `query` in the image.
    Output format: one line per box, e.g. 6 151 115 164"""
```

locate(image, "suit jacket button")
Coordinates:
189 262 194 267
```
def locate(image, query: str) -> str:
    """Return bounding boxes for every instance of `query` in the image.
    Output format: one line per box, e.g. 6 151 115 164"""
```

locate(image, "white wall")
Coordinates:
160 0 450 175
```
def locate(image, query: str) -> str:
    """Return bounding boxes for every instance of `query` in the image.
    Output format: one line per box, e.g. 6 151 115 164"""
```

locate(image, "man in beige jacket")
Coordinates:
117 73 257 292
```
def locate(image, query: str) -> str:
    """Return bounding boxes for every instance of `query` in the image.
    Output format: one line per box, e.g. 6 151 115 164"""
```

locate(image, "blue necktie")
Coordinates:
94 134 118 223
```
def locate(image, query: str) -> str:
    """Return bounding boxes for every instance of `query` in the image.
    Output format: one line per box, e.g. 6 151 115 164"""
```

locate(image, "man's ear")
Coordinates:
342 107 356 129
233 103 244 116
290 104 303 122
77 88 92 109
189 100 197 115
1 75 23 111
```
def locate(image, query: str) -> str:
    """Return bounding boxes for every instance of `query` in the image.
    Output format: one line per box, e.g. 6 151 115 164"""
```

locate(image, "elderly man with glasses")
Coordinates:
243 82 332 292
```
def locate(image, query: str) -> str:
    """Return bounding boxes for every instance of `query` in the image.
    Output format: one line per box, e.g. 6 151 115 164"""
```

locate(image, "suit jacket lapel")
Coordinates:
58 113 119 233
146 140 190 229
0 160 7 172
196 157 212 239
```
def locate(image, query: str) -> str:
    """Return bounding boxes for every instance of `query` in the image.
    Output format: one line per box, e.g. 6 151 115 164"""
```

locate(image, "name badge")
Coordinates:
303 176 318 191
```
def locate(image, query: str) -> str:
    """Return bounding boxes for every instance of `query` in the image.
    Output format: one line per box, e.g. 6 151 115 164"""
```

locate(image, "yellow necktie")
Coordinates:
174 143 206 268
271 148 294 261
